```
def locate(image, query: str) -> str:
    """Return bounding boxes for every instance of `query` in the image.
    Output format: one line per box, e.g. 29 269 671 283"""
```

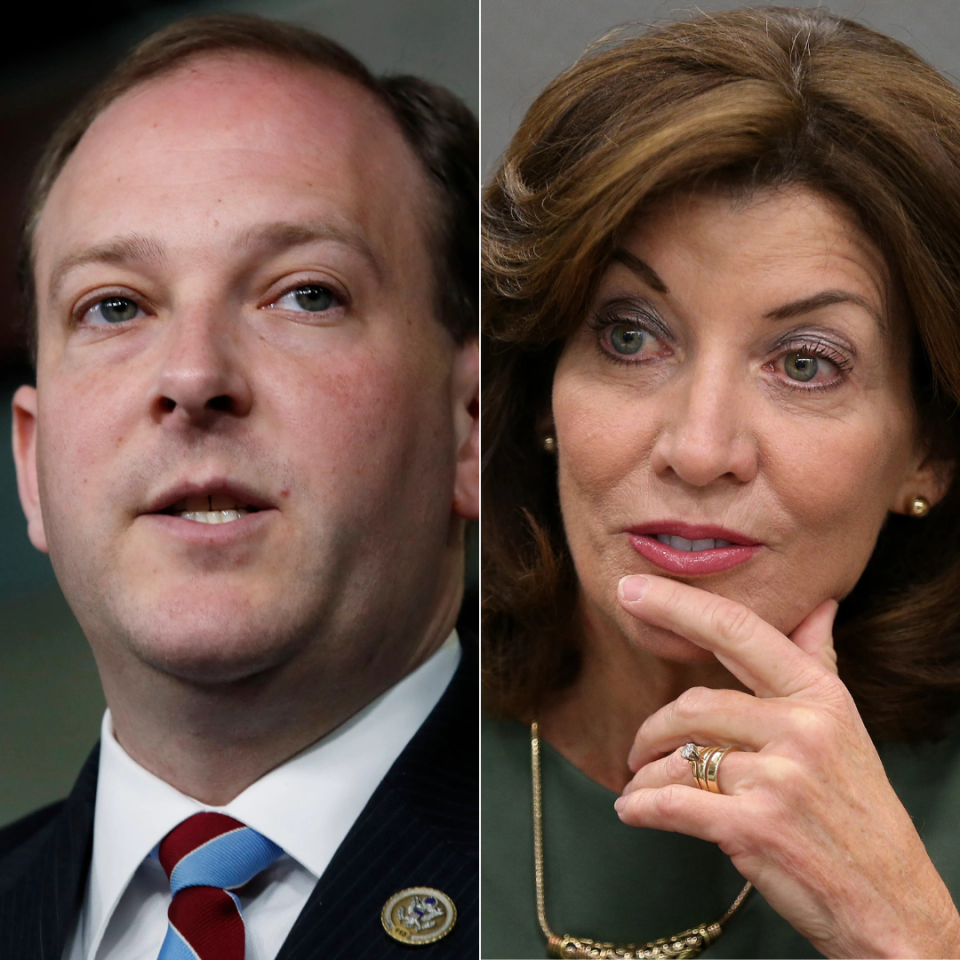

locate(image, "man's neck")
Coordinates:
97 573 464 805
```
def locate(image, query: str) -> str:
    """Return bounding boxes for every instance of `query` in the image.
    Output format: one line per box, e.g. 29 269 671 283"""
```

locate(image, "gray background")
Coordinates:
0 0 477 828
482 1 960 176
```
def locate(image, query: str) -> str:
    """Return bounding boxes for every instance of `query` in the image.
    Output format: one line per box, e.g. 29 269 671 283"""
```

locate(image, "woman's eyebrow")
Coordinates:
764 290 887 332
612 249 668 293
610 251 886 332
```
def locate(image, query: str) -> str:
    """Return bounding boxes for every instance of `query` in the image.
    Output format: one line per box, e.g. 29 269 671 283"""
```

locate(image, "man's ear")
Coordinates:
12 385 48 553
890 448 954 516
451 339 479 521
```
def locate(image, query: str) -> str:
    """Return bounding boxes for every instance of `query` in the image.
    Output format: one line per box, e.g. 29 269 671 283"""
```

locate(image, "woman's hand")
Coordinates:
614 573 960 959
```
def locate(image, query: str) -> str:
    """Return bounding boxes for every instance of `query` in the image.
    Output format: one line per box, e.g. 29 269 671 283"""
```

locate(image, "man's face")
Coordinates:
15 55 478 687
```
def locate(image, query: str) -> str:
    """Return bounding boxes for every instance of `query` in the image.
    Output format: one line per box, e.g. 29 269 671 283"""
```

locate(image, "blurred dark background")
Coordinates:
0 0 478 827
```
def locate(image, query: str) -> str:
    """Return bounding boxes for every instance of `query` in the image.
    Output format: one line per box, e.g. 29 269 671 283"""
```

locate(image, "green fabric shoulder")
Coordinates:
482 711 960 959
481 716 818 959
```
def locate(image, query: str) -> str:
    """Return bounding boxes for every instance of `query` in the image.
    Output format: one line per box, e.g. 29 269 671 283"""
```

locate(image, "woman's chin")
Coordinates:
620 616 718 663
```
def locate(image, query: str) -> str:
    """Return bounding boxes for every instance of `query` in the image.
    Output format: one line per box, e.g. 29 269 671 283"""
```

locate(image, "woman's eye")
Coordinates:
611 324 645 354
784 352 820 381
84 296 143 325
274 284 338 313
601 322 666 360
776 348 846 386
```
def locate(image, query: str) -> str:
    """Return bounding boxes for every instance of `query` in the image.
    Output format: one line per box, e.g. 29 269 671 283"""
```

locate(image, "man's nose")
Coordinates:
649 361 758 487
152 303 253 422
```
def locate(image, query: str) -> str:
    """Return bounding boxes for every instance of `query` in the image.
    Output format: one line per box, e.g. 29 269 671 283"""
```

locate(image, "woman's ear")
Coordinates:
535 409 557 452
890 451 955 516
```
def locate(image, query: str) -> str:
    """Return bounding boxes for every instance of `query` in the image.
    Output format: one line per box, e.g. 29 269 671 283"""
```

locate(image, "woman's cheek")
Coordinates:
763 416 905 596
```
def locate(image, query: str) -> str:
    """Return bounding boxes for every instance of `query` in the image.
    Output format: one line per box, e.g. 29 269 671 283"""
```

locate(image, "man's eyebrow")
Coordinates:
235 220 383 281
48 221 383 305
49 234 166 304
612 249 668 293
764 290 887 332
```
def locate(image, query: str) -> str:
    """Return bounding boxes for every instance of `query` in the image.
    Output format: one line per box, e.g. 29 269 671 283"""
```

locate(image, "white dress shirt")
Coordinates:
63 632 461 960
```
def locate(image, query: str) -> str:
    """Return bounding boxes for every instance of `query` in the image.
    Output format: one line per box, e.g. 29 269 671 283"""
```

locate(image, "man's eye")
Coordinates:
275 285 337 313
84 296 143 325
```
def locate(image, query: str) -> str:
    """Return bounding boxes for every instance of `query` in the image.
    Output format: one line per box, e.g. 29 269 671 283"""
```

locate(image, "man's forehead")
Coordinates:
60 54 407 187
94 51 390 141
34 52 431 290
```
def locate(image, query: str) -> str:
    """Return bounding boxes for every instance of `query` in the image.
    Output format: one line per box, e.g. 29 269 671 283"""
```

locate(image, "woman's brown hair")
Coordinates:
482 5 960 741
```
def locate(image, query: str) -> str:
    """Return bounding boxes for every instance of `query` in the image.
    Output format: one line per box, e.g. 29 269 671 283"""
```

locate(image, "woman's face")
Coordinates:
552 186 940 662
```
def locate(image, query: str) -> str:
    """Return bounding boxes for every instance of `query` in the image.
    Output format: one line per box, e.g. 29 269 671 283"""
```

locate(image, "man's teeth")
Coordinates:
655 534 733 551
168 494 257 523
179 509 249 524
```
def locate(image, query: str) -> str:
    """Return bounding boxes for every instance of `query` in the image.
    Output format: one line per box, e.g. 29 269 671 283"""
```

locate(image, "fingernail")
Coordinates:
614 796 625 813
619 575 649 602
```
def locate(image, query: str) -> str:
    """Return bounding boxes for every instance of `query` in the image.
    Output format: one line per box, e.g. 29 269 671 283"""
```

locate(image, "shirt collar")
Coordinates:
80 631 460 959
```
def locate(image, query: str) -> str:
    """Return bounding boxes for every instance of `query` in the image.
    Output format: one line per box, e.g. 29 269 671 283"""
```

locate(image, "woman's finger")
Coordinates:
625 744 751 795
627 685 784 769
624 746 697 791
618 574 831 698
614 782 735 844
789 599 839 675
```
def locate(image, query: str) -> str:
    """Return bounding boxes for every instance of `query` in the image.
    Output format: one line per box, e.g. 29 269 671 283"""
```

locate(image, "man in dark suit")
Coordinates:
0 14 477 959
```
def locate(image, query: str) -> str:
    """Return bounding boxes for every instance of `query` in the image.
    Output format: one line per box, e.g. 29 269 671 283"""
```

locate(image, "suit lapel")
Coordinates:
0 745 98 958
0 595 478 959
277 636 478 960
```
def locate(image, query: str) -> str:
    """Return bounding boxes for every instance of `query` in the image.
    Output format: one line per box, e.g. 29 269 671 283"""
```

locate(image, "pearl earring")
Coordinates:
910 496 931 518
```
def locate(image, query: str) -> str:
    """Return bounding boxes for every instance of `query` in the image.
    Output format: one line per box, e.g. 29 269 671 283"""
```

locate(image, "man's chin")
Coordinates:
141 643 295 686
115 607 317 686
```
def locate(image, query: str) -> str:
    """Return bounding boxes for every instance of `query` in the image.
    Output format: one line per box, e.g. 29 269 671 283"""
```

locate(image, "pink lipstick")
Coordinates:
626 521 761 575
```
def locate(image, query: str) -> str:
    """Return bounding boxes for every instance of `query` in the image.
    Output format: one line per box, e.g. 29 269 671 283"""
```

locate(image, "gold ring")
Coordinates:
681 743 741 794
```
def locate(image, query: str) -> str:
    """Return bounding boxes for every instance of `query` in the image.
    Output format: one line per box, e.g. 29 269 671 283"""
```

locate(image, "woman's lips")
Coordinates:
626 523 762 575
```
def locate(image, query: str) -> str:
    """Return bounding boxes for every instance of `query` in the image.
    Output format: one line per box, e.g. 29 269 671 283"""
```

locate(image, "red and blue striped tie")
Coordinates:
156 812 283 960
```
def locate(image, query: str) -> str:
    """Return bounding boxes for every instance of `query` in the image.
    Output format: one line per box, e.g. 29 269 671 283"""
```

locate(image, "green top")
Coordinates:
482 714 960 959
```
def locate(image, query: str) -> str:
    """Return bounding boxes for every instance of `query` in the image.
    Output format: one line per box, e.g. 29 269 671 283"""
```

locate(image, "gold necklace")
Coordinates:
531 722 753 959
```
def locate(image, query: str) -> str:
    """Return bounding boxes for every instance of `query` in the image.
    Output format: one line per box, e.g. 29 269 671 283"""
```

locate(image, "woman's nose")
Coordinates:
649 365 758 486
151 305 253 423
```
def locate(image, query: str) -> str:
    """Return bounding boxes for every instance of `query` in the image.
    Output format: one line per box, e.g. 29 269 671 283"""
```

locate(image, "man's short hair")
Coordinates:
18 13 478 357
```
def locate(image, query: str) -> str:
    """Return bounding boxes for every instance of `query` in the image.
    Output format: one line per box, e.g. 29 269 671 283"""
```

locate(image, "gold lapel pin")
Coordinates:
382 887 457 945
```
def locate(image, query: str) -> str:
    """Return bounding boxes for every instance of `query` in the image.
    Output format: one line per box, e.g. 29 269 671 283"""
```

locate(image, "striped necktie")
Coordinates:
156 812 284 960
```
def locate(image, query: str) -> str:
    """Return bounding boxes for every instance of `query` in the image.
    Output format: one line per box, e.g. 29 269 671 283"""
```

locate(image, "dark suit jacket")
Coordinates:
0 613 477 959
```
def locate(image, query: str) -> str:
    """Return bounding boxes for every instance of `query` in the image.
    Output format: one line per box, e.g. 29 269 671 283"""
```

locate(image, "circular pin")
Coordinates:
381 886 457 945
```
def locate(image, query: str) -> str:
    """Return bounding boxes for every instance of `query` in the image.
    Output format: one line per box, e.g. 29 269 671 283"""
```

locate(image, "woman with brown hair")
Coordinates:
482 7 960 958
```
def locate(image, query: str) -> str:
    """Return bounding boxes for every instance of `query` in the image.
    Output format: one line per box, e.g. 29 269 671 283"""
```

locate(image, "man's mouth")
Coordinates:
163 495 262 525
144 482 275 527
